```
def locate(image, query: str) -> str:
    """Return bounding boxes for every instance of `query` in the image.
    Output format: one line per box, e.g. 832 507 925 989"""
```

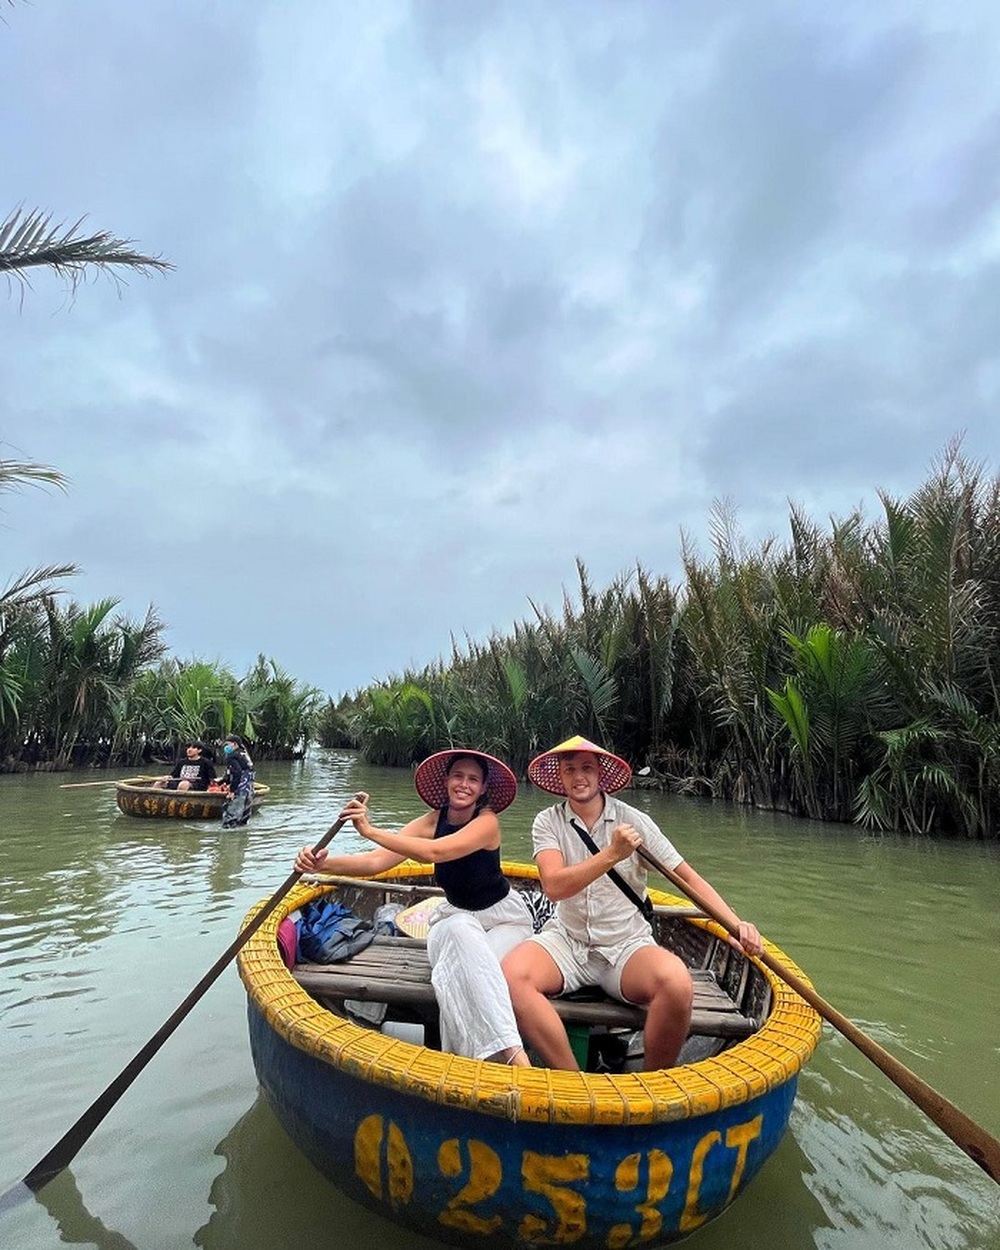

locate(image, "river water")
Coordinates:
0 748 997 1249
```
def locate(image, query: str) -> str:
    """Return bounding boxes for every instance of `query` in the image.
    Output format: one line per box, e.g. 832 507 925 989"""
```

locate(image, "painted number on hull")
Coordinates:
519 1151 588 1243
438 1138 503 1235
355 1114 413 1206
608 1149 672 1248
354 1112 763 1245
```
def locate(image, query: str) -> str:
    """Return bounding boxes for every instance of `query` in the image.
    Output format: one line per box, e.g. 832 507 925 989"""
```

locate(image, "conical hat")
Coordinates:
527 735 631 795
414 749 518 813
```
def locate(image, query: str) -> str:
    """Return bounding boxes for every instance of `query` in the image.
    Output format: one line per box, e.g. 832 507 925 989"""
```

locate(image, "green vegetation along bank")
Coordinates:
323 442 1000 841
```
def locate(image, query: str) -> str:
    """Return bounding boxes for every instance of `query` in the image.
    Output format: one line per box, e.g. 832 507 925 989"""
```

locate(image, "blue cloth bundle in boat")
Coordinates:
296 897 399 964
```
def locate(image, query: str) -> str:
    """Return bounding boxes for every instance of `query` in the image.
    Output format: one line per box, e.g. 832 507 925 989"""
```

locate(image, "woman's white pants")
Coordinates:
426 890 533 1061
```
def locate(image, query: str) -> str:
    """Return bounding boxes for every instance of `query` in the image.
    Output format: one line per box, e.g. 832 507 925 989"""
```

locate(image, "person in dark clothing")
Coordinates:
219 734 255 827
151 742 216 791
293 749 532 1065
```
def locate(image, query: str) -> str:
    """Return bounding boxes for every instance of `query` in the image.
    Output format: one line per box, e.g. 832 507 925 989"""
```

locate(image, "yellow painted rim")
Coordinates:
238 862 822 1126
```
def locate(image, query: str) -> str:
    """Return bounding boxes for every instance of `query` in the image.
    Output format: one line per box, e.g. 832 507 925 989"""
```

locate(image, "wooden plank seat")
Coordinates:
293 935 759 1040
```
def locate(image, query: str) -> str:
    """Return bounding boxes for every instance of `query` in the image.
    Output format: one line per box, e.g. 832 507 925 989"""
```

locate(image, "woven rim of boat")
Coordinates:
237 861 822 1127
117 778 270 795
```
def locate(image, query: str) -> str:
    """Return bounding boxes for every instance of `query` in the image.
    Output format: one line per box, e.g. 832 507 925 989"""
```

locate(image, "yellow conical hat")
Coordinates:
527 735 631 796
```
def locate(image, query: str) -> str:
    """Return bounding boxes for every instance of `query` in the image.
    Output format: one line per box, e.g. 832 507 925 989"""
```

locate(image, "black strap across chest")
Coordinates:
566 808 654 925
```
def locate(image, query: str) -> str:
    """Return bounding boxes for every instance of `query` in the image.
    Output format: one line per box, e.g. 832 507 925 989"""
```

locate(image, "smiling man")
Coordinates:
503 735 762 1070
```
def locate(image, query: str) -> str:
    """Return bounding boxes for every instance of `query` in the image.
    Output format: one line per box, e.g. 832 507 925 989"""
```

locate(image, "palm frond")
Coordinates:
1 207 173 294
0 457 69 496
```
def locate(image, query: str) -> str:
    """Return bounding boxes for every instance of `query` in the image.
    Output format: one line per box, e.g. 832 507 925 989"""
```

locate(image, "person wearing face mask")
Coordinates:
293 749 533 1066
219 733 255 827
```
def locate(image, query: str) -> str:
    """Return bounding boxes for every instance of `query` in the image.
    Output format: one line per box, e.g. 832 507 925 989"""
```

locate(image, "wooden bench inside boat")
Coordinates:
293 935 759 1041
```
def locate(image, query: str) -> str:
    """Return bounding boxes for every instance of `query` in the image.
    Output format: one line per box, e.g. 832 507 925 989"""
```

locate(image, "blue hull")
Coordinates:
249 1001 799 1248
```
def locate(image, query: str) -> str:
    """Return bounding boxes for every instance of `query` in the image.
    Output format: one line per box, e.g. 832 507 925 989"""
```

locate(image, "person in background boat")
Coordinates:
502 734 763 1072
219 734 255 827
293 749 533 1067
150 741 216 791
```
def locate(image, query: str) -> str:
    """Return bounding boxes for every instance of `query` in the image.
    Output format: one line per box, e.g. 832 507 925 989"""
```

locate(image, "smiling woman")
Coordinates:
292 747 532 1066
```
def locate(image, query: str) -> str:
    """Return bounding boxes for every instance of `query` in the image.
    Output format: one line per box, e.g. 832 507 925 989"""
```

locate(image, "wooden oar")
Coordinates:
635 843 1000 1185
58 778 156 789
0 795 364 1214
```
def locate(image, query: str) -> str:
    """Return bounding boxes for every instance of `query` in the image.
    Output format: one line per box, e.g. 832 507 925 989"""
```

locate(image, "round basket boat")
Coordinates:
115 778 270 820
237 864 821 1248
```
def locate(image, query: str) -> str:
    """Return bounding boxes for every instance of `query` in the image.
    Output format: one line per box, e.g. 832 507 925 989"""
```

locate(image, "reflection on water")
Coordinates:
1 749 998 1250
196 1095 841 1250
195 1096 446 1250
35 1170 139 1250
193 1076 996 1250
793 1051 997 1250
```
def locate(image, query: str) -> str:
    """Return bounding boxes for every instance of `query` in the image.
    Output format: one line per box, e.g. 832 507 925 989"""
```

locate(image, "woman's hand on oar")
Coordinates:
634 841 1000 1186
0 794 366 1214
295 792 368 874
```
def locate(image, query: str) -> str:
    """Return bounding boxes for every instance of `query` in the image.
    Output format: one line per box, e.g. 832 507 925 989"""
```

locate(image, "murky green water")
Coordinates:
1 748 997 1248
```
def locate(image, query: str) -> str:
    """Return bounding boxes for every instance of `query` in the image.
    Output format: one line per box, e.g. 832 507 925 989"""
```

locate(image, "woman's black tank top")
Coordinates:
433 806 510 911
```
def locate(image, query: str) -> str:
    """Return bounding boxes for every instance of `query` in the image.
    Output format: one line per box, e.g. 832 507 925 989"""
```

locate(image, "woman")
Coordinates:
220 734 255 827
294 749 532 1066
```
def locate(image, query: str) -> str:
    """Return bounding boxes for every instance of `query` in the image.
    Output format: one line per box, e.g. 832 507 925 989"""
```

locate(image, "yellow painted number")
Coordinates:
680 1114 763 1232
437 1138 503 1235
518 1150 589 1244
607 1149 673 1248
354 1114 414 1208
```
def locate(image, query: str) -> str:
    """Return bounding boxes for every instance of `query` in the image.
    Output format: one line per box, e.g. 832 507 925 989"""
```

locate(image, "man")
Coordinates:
503 734 762 1070
151 741 216 791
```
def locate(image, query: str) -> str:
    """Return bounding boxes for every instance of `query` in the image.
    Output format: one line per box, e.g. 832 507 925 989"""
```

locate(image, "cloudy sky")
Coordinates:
2 0 998 699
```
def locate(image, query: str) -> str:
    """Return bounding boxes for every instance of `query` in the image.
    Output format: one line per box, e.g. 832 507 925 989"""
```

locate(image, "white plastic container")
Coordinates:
380 1020 425 1046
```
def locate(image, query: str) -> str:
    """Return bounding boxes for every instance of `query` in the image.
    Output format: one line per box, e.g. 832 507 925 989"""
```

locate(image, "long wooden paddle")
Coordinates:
58 778 158 789
634 843 1000 1184
0 796 364 1213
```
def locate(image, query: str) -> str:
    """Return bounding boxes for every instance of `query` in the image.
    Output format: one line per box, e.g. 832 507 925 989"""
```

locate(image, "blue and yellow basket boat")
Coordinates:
237 864 820 1248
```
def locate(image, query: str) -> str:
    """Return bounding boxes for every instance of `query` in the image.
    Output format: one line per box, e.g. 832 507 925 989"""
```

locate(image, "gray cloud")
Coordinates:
3 0 999 694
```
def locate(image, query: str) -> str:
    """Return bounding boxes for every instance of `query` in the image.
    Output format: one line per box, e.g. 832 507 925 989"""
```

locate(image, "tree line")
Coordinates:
321 441 1000 840
0 615 322 771
7 441 998 837
1 460 320 769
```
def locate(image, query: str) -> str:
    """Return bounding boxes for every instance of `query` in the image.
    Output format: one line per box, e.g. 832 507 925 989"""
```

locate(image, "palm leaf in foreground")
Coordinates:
0 208 173 291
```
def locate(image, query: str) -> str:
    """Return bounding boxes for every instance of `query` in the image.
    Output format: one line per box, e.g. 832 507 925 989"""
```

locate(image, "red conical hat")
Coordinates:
414 749 518 813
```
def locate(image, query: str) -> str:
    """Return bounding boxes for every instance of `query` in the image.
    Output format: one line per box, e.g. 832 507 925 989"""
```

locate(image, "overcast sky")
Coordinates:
3 1 999 700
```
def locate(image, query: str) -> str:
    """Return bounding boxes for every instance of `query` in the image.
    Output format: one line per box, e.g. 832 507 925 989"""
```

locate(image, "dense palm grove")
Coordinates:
1 462 320 766
0 617 321 769
321 442 1000 840
6 444 1000 837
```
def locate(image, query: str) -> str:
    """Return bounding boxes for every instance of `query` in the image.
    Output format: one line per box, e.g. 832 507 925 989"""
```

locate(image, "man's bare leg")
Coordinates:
502 943 577 1070
620 946 693 1070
